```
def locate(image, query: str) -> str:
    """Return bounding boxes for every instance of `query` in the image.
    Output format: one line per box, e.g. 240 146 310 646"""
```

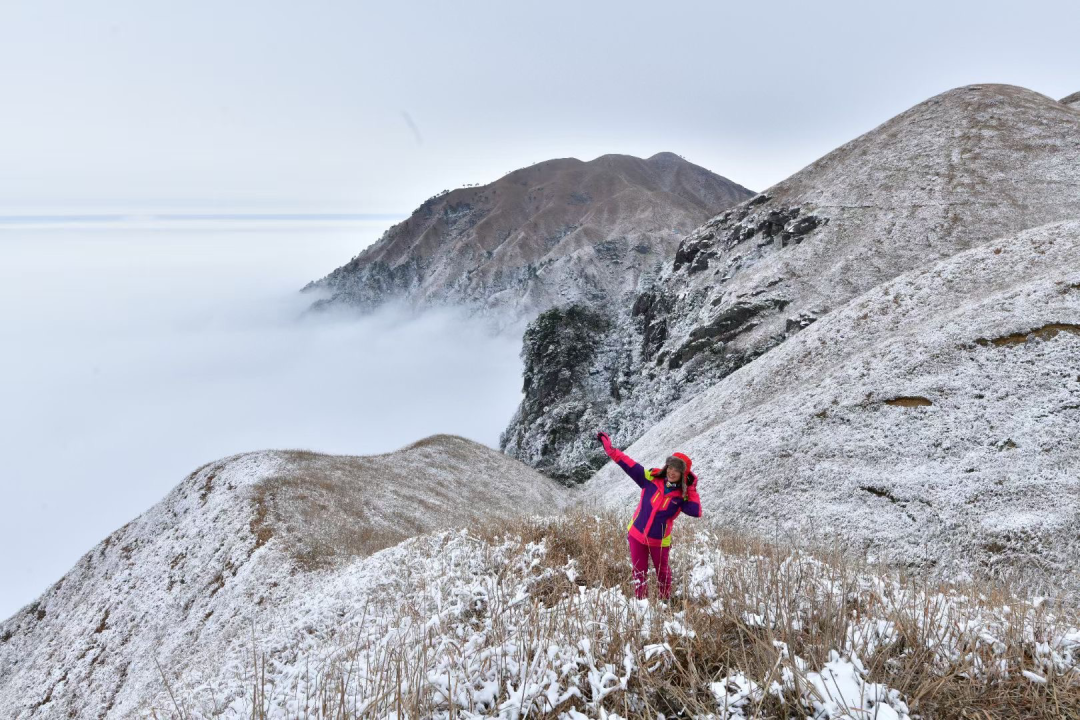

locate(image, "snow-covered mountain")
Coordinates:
6 83 1080 719
586 219 1080 585
302 152 753 328
0 436 571 718
502 84 1080 482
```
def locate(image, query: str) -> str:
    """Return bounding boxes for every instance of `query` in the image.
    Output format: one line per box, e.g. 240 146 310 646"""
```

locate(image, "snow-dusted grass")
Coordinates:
253 437 572 567
162 510 1079 719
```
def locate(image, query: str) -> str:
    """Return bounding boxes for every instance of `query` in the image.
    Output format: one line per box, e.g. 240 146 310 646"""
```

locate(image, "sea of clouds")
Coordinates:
0 218 525 619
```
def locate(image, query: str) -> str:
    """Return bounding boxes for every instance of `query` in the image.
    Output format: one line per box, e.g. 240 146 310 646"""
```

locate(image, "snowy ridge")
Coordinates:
0 436 571 718
0 451 284 718
504 84 1080 481
586 219 1080 586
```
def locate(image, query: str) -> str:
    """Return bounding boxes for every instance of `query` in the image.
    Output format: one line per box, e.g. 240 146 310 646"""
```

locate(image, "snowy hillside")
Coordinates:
303 152 752 329
586 219 1080 587
6 508 1077 717
503 84 1080 481
0 436 571 718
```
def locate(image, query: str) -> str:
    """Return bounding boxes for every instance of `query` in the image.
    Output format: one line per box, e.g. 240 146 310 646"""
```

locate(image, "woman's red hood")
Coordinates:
649 459 698 487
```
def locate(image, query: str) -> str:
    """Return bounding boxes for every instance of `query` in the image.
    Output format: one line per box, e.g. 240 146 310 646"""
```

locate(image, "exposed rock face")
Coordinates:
499 305 620 483
503 84 1080 481
302 152 753 329
587 219 1080 588
0 436 570 718
1062 91 1080 109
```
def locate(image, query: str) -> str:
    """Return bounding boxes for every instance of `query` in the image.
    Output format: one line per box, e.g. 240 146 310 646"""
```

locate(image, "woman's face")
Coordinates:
665 465 683 484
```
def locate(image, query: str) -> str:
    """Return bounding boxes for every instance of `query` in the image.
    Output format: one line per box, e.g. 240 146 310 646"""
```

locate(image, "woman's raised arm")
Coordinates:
596 431 651 489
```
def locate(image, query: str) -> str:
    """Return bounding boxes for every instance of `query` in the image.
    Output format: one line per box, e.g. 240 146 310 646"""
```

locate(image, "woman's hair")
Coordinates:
664 456 686 478
664 456 687 496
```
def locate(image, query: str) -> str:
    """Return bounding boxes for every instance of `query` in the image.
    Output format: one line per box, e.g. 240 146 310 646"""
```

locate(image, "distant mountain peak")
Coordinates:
302 152 753 328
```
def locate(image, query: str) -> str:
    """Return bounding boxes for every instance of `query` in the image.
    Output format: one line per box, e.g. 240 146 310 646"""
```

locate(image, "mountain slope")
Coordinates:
10 507 1076 718
586 219 1080 585
502 84 1080 480
302 152 753 327
0 436 572 718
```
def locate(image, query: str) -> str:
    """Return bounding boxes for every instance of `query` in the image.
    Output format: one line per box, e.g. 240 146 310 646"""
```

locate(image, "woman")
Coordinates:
596 431 701 601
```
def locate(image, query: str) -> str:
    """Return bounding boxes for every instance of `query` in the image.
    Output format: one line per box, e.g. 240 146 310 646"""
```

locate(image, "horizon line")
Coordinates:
0 212 408 225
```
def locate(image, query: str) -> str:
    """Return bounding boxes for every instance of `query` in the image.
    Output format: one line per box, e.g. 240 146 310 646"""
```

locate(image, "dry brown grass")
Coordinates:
251 459 405 570
249 441 570 571
172 509 1078 719
476 510 1080 719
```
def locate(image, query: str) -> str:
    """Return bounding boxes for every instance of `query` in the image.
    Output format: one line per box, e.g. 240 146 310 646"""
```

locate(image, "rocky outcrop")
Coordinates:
499 305 622 483
503 84 1080 481
302 153 753 329
1062 91 1080 109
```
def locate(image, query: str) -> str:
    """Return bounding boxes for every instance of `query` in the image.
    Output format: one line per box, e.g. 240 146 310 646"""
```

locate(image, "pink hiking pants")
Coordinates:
628 534 672 599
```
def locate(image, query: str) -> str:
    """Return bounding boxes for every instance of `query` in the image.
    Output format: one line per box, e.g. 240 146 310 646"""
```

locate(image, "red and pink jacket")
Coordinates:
601 439 702 547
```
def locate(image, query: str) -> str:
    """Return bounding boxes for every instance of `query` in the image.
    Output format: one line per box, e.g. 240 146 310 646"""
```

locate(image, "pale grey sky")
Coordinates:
1 0 1077 214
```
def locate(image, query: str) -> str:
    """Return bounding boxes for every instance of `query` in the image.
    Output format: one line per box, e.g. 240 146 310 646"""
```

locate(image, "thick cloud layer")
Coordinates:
0 220 525 619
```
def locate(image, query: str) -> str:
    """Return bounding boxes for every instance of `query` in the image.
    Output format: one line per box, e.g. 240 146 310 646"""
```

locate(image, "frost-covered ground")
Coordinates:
140 526 926 719
5 85 1080 718
587 219 1080 589
161 515 1080 719
11 510 1080 718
